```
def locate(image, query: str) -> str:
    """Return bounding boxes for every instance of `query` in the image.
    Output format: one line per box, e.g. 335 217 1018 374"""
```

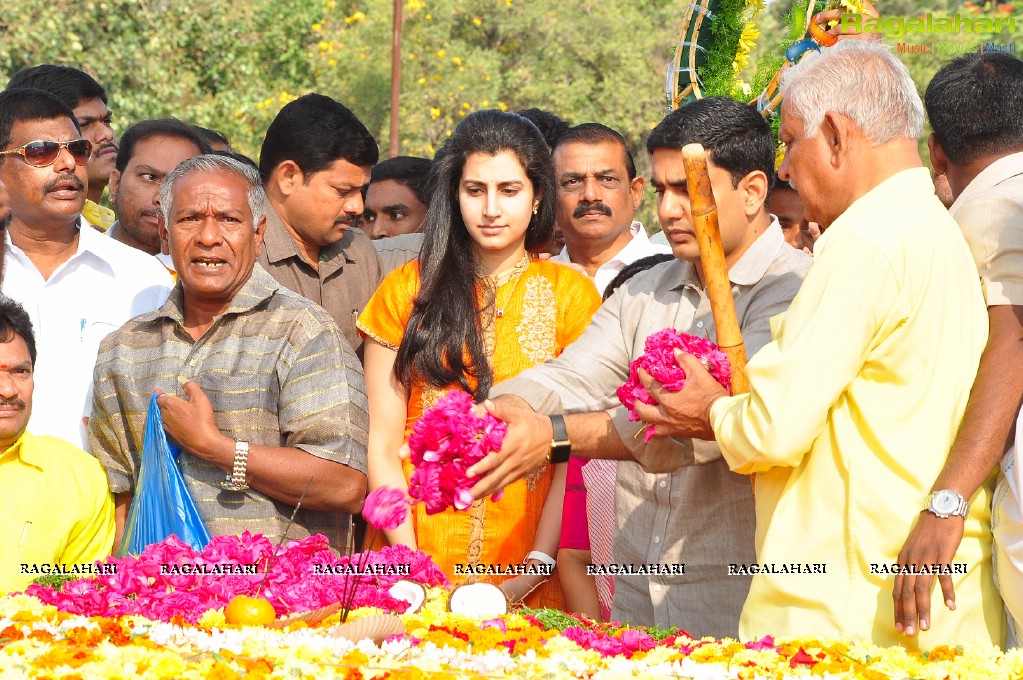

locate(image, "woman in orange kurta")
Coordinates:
358 110 601 608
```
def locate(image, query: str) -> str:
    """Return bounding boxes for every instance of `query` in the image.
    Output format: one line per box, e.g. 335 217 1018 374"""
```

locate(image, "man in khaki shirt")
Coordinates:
257 93 383 354
474 97 811 635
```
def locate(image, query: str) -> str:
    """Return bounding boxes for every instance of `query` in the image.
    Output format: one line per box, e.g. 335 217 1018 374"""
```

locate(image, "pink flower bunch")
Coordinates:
560 626 660 658
26 533 448 623
407 390 507 514
617 329 732 442
362 486 410 530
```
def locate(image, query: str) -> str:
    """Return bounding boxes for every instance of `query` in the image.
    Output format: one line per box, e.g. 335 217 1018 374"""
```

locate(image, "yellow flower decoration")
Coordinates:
738 22 759 54
198 607 226 629
430 107 442 119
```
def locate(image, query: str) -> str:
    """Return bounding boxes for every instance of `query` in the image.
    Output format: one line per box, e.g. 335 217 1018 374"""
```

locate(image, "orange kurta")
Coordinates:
359 256 601 607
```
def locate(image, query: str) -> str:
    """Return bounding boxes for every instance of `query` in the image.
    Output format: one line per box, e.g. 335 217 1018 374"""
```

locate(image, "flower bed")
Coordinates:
3 592 1023 679
8 535 1022 678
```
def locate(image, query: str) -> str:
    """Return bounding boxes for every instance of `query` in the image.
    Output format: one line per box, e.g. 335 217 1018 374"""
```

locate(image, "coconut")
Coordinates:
388 580 427 614
447 582 508 617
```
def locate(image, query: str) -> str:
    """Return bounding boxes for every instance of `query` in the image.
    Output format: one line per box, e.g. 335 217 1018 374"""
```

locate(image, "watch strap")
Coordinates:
549 414 571 464
220 440 250 491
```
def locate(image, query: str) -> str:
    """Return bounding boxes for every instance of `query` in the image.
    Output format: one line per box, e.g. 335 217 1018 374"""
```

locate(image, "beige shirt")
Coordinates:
950 151 1023 307
257 208 383 354
373 232 424 277
491 221 811 636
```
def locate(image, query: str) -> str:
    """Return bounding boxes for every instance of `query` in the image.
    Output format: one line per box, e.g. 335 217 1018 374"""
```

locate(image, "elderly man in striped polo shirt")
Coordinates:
89 155 368 554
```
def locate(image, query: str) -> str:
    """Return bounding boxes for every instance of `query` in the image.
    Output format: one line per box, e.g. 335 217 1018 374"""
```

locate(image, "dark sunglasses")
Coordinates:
0 139 93 167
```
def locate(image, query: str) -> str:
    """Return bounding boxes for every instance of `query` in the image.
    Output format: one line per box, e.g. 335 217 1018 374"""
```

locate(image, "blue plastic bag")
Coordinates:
119 394 212 556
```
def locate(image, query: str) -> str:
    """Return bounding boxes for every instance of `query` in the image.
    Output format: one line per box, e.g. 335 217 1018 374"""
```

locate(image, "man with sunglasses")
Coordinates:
0 88 172 452
8 65 118 231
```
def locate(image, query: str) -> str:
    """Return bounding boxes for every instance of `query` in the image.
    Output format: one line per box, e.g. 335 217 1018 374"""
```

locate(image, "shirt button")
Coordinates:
653 584 661 592
653 536 661 544
696 321 704 328
658 480 667 488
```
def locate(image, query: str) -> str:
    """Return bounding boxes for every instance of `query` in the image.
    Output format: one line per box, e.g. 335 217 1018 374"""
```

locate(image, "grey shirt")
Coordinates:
490 221 811 636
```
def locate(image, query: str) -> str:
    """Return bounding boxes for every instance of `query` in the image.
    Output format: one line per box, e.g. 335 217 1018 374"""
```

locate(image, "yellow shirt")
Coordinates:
0 432 115 594
81 200 115 232
710 168 1002 648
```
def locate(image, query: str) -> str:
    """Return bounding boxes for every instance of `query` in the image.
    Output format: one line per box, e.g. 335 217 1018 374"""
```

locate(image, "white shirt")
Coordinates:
105 220 177 273
553 221 672 295
3 218 173 450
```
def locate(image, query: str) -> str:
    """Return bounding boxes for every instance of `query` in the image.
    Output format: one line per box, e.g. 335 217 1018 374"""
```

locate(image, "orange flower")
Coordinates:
207 661 241 680
34 647 93 670
0 625 24 640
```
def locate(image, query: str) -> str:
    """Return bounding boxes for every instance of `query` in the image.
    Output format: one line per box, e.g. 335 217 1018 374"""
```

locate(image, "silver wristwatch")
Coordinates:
924 489 968 519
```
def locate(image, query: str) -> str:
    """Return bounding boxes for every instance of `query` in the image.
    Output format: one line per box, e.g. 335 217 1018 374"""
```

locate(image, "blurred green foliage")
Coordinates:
0 0 677 166
3 0 1020 222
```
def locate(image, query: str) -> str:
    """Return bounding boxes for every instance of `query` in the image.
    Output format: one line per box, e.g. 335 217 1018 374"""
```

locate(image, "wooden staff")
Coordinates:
681 143 749 395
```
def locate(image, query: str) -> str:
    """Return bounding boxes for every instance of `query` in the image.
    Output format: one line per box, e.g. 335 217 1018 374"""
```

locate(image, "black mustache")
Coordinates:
93 142 118 157
573 201 612 218
43 174 85 193
0 397 26 409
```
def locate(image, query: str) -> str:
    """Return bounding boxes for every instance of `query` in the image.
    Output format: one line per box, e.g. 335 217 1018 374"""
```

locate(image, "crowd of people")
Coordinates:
1 42 1022 652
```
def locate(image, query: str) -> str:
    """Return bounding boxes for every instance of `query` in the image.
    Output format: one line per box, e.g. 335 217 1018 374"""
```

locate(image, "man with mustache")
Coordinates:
90 155 368 554
0 89 172 451
8 65 119 231
550 123 670 291
0 295 114 594
257 94 382 355
547 123 670 620
107 118 211 268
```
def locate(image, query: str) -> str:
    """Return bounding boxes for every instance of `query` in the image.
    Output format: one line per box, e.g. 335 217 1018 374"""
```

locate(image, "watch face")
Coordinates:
932 491 959 514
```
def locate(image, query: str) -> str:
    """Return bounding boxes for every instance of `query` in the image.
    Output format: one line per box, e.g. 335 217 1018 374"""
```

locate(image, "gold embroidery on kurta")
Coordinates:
516 275 557 364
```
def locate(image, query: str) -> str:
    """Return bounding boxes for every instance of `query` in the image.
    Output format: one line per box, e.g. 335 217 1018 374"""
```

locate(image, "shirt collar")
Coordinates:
1 432 43 470
262 204 353 269
949 151 1023 215
552 221 650 265
157 263 281 325
670 218 787 290
4 217 117 277
604 221 653 268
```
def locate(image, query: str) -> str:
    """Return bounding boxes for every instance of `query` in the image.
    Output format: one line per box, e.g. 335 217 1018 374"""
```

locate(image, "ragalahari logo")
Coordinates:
840 12 1016 39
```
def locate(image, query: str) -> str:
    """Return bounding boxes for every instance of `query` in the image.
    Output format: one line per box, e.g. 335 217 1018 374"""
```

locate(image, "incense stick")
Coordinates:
256 476 314 597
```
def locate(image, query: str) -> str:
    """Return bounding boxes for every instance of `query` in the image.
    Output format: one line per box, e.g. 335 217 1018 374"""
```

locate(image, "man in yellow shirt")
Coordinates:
631 42 1002 648
0 296 114 594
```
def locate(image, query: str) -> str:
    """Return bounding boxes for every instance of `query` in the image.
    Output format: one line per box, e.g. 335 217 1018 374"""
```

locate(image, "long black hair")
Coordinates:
394 109 556 399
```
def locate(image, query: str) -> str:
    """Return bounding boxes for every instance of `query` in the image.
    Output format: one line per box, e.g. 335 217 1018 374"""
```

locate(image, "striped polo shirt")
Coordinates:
89 264 369 551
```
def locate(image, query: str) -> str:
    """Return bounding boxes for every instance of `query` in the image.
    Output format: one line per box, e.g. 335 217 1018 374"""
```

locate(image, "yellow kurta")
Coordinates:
359 257 602 608
710 168 1003 648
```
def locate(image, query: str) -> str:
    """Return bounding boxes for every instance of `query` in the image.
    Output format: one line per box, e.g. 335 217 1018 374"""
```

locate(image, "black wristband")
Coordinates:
549 414 571 464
